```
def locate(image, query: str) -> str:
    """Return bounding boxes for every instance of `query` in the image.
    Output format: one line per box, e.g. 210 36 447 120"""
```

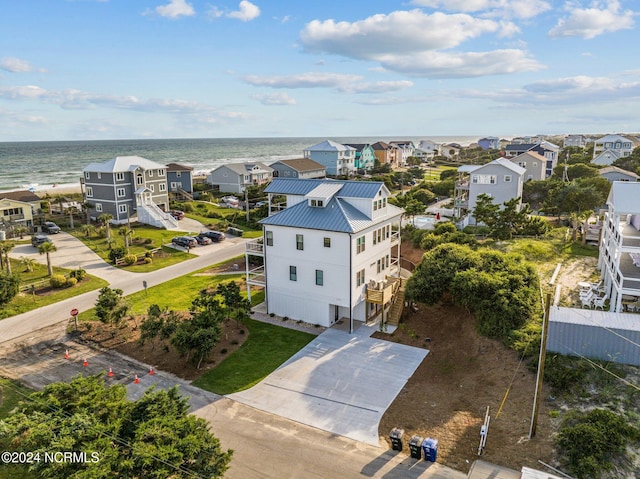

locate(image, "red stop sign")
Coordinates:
70 308 79 317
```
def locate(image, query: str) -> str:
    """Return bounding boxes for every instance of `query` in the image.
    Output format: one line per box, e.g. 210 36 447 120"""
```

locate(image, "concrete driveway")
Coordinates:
229 323 428 446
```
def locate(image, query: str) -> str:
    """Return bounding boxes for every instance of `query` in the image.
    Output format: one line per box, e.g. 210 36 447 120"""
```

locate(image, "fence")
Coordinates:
20 273 71 292
114 246 162 266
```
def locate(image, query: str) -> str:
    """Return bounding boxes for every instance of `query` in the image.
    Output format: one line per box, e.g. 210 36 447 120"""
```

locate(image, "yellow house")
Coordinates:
0 197 34 227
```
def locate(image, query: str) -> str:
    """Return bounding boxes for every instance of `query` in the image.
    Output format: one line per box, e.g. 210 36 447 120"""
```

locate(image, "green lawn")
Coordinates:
192 317 315 394
0 378 34 479
180 201 263 238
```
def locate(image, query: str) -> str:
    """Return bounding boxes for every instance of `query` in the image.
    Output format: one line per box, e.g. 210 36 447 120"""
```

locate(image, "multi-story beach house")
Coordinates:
415 140 439 161
598 166 640 183
563 134 588 148
441 143 462 160
510 151 548 181
344 143 376 171
82 156 177 228
371 141 400 167
389 141 415 166
0 189 42 231
270 158 326 179
597 181 640 312
206 162 274 194
592 134 635 166
245 178 405 331
504 141 559 178
453 158 525 226
303 140 356 176
166 163 194 201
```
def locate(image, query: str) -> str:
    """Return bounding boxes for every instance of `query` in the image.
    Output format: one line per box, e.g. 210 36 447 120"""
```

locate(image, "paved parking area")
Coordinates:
229 324 429 446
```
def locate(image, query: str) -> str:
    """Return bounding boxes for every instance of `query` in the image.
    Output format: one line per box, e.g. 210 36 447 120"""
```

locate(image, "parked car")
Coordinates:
171 236 197 248
198 230 226 242
42 221 61 234
32 234 52 247
194 235 212 245
255 201 268 207
170 210 185 220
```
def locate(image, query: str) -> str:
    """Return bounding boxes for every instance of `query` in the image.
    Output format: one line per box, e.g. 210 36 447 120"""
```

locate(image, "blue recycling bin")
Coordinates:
422 437 438 462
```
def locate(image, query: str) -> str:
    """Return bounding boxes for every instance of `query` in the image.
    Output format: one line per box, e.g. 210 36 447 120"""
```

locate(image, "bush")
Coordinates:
65 277 78 287
70 268 86 281
109 246 126 263
144 238 153 245
143 257 152 264
50 274 68 288
123 254 137 265
0 273 20 305
433 222 457 235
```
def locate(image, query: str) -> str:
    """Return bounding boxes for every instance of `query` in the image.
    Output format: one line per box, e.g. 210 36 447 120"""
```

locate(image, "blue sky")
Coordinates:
1 0 638 141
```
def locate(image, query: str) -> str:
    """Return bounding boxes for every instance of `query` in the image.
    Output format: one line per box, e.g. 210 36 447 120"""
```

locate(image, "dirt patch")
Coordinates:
76 316 247 381
378 241 556 473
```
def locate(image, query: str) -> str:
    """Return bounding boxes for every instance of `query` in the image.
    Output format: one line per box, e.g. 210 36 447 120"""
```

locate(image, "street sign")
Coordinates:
70 308 79 317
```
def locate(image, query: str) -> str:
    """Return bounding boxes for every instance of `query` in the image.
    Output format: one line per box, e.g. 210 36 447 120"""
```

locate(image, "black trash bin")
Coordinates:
389 428 404 451
409 435 424 459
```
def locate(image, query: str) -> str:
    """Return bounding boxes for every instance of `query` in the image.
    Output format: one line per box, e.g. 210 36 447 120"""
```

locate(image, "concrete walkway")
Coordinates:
229 323 429 446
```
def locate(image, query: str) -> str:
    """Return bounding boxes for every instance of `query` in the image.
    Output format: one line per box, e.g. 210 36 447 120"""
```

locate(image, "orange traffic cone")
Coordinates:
134 374 140 384
83 358 88 367
108 367 113 377
149 367 154 375
64 349 70 359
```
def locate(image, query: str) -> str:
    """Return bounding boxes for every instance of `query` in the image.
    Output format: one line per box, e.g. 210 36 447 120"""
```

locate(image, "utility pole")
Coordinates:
529 291 552 438
245 188 250 222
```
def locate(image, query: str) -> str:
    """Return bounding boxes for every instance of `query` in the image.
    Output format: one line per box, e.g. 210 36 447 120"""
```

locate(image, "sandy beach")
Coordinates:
1 183 84 197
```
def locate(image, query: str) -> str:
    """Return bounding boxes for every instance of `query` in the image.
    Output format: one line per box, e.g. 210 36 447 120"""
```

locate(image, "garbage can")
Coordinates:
227 227 243 237
422 437 438 462
409 435 424 459
389 428 404 451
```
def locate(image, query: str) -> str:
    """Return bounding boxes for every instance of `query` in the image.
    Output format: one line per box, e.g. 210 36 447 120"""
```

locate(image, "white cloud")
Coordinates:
251 92 296 105
152 0 195 19
244 72 362 89
300 10 513 57
377 49 544 78
411 0 551 19
227 1 260 22
548 0 635 39
337 80 414 94
1 57 47 73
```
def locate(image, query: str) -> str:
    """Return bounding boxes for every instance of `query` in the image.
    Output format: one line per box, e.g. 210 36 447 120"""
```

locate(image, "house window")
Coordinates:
97 172 101 179
504 175 512 183
266 231 273 246
117 188 126 197
357 269 365 286
296 234 304 250
386 225 390 238
86 186 93 197
149 170 153 177
176 171 181 177
377 259 381 273
324 237 330 248
116 172 125 181
533 162 537 167
158 169 165 177
315 270 323 286
149 184 155 193
95 203 103 212
136 174 143 185
289 266 297 281
310 199 324 207
159 183 166 192
373 201 378 211
85 172 90 180
118 204 128 214
356 236 365 253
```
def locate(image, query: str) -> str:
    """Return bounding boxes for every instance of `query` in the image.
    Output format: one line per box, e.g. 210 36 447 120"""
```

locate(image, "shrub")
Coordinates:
0 273 20 305
50 274 67 288
65 277 78 287
143 257 152 264
433 222 457 235
124 254 137 265
220 348 228 354
109 246 126 263
144 238 153 245
70 268 86 281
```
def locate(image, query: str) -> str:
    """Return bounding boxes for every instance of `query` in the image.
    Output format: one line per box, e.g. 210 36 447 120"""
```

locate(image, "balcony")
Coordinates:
246 265 265 286
245 238 264 255
621 224 640 248
390 230 400 245
366 277 405 305
455 181 470 190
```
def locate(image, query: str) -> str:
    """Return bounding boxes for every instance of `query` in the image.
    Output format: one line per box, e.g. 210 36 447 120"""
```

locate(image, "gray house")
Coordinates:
510 151 547 181
83 156 177 229
270 158 326 179
453 158 526 226
206 162 274 193
166 163 194 201
598 166 640 183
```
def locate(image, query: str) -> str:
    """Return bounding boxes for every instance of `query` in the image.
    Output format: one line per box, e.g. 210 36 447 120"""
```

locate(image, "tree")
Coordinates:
0 273 20 306
0 375 233 479
98 213 114 240
0 241 15 274
19 256 37 273
37 241 57 277
404 199 424 223
216 281 250 327
80 224 96 238
82 201 94 225
95 286 129 328
119 226 133 253
472 193 499 230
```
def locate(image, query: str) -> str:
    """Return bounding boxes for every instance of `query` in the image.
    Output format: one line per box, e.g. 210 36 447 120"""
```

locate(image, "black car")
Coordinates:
198 230 226 242
43 221 61 234
171 236 197 248
194 235 212 245
32 234 52 247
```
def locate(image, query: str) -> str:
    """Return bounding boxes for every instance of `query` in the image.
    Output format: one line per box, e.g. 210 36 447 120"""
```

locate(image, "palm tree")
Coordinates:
80 224 96 238
38 241 57 277
68 205 79 230
119 227 133 253
98 213 114 241
20 256 37 273
82 201 94 225
0 241 15 274
14 226 28 239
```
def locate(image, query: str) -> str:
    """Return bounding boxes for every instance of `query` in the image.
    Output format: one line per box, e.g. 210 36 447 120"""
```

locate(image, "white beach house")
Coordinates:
598 181 640 312
245 178 405 331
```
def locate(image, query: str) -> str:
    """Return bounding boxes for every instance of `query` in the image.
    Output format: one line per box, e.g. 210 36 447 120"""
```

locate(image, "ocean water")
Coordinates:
0 136 480 192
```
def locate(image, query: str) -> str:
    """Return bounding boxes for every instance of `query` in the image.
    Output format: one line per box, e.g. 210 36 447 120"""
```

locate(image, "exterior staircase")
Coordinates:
386 287 405 327
136 202 179 230
177 187 193 201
